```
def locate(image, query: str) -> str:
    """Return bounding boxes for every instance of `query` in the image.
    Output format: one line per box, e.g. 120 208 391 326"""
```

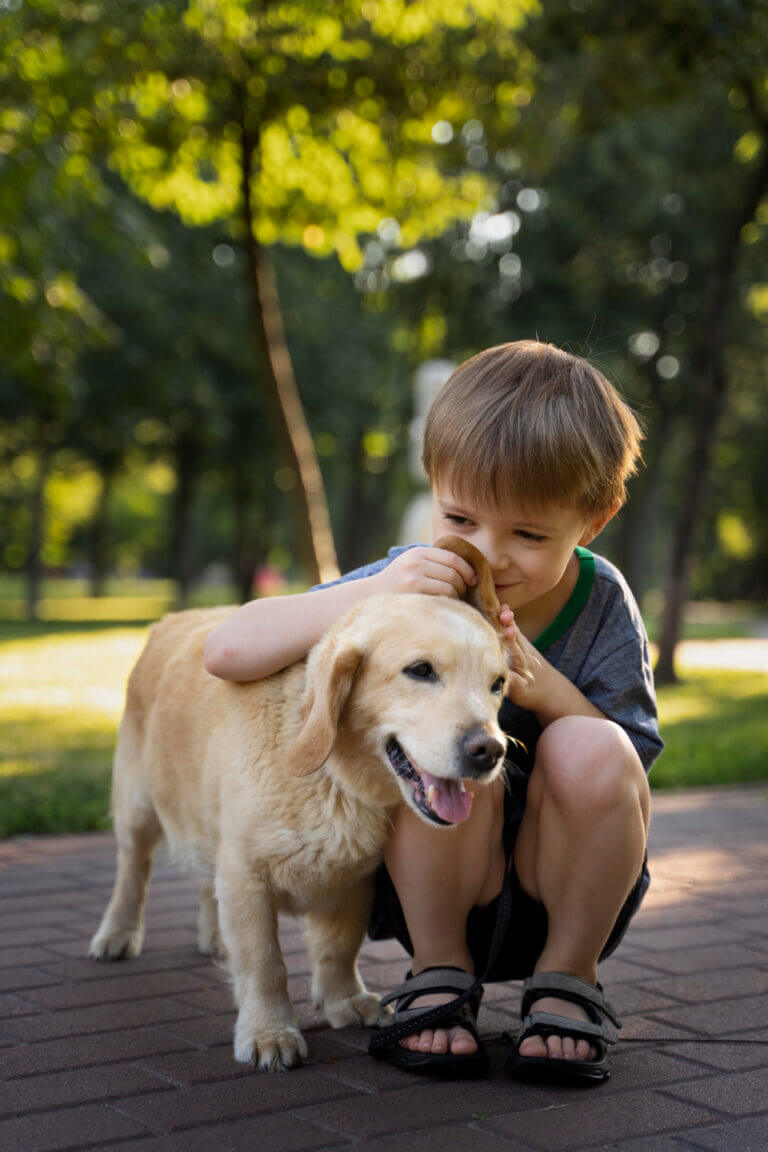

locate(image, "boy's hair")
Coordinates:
422 340 643 516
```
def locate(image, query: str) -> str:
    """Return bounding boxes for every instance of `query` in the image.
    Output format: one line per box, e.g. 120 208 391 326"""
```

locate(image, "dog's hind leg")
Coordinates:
89 721 162 962
305 877 380 1028
198 881 226 958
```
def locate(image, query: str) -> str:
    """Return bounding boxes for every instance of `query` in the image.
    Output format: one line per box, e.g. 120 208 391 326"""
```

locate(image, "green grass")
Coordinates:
652 669 768 788
0 616 766 836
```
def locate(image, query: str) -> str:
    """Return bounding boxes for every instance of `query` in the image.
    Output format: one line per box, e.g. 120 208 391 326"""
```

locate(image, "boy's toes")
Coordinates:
562 1036 576 1060
518 1034 548 1058
449 1027 478 1055
546 1034 564 1060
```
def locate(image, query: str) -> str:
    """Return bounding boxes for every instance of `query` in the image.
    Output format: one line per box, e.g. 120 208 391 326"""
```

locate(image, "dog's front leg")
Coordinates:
216 856 307 1071
305 876 380 1028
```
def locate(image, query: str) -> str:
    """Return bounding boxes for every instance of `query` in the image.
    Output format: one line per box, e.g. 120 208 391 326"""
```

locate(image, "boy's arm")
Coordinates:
203 576 383 682
203 545 476 682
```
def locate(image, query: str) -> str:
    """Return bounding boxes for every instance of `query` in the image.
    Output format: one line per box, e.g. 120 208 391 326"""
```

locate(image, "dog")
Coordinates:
89 537 510 1071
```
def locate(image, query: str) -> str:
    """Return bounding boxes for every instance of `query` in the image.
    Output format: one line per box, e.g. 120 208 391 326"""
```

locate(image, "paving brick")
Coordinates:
23 968 209 1010
0 948 57 971
0 1103 148 1151
653 994 768 1036
295 1080 542 1141
0 1026 196 1079
0 927 78 950
130 1045 257 1087
36 949 212 983
4 996 202 1043
114 1072 356 1133
628 943 762 976
479 1089 715 1150
98 1113 348 1151
0 1063 168 1119
663 1039 768 1073
663 1066 768 1116
674 1114 768 1151
0 969 60 995
320 1124 522 1151
150 1015 234 1049
636 967 768 1005
0 995 43 1020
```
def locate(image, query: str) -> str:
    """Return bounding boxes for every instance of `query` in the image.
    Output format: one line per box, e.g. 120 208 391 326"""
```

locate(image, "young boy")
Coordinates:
204 340 661 1082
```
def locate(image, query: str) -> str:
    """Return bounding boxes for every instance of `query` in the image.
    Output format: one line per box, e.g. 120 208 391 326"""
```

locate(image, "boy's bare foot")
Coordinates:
517 995 598 1061
398 991 478 1055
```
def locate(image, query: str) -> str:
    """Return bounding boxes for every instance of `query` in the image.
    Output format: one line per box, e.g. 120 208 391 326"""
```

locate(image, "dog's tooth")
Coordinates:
459 780 466 794
427 785 436 808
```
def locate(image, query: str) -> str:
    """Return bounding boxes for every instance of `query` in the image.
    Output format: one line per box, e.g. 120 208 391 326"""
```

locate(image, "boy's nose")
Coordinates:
459 727 506 778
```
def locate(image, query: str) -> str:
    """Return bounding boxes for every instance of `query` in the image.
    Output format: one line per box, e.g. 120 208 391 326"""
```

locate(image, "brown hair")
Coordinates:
422 340 643 515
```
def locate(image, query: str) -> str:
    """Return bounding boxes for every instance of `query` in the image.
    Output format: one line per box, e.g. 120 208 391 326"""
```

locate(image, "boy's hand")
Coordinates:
373 547 477 599
499 604 545 709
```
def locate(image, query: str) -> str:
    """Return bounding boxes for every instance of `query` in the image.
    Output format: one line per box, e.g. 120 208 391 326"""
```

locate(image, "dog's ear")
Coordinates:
288 641 364 775
435 534 502 634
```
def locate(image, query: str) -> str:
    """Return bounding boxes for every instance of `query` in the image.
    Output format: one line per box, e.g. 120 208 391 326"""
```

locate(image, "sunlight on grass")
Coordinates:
654 670 768 789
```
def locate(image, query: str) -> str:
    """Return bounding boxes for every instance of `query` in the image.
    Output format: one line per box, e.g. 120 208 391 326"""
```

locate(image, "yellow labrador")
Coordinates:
89 538 510 1071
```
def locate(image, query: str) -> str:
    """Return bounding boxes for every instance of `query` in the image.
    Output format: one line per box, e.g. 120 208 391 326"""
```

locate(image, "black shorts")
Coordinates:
368 709 649 982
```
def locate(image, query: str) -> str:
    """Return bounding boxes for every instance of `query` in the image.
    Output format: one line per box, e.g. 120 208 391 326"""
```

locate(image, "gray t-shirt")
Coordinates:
313 543 663 773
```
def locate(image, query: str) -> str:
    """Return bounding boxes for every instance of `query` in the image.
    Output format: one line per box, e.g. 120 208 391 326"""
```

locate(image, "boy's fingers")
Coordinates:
430 548 477 587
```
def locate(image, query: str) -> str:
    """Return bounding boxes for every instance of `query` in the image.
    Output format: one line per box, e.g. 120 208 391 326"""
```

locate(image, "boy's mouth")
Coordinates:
385 738 472 826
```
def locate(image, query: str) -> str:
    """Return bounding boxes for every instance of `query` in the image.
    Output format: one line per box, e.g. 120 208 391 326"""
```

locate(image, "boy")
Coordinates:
204 340 661 1082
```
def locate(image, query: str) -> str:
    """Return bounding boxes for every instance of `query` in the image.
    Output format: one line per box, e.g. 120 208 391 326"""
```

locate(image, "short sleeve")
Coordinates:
576 613 663 773
308 544 419 593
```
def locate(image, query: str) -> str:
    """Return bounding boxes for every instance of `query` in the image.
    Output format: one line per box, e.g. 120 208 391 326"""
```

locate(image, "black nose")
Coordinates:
460 727 506 778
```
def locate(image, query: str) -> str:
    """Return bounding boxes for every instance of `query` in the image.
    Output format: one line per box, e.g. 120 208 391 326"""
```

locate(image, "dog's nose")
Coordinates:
460 727 506 777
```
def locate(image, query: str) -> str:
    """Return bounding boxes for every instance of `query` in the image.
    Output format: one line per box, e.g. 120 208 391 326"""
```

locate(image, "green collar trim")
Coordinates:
533 546 596 653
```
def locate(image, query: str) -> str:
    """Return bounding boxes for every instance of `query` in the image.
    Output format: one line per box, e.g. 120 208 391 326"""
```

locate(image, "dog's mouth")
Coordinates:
385 737 472 826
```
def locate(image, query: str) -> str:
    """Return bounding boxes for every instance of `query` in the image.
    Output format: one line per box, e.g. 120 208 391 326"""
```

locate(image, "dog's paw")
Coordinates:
197 927 228 960
234 1022 308 1071
88 924 143 962
322 991 381 1029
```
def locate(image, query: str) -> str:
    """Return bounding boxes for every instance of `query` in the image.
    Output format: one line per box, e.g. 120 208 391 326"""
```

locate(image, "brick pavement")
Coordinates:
0 787 766 1151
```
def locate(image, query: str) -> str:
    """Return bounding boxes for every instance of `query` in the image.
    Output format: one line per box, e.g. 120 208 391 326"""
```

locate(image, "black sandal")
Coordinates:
506 972 621 1084
369 965 489 1077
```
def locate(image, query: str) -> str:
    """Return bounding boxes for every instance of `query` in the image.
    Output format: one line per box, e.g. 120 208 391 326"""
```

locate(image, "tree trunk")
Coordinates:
25 434 49 621
655 138 768 683
171 436 199 610
89 465 113 599
238 110 339 586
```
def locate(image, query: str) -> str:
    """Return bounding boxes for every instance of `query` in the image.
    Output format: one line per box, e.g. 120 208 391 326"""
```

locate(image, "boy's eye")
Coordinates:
517 530 547 543
444 514 470 526
404 661 438 682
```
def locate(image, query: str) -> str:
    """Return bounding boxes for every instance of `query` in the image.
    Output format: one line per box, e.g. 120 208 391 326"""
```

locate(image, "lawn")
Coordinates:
0 605 766 836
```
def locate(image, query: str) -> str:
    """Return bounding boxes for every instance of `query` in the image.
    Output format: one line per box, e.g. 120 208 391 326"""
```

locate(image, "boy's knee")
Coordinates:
534 716 648 818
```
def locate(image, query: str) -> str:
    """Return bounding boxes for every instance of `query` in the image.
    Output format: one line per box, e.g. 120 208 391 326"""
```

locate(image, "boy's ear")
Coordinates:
580 502 621 546
434 534 502 635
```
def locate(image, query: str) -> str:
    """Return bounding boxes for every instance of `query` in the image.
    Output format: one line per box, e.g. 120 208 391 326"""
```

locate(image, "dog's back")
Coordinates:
115 607 303 872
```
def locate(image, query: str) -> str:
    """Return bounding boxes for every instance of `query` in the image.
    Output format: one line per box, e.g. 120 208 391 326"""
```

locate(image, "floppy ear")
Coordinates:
434 534 502 635
288 641 364 775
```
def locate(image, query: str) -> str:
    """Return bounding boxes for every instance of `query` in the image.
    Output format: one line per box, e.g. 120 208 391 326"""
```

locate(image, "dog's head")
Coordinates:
287 539 510 827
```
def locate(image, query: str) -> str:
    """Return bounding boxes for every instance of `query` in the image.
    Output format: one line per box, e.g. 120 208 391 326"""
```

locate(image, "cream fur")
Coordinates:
89 588 509 1072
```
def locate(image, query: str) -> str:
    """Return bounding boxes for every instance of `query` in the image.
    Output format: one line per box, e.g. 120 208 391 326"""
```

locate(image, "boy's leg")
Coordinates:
514 715 650 1062
382 776 506 1056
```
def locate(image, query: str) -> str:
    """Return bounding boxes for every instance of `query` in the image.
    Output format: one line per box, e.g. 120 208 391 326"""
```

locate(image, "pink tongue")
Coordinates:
420 770 472 824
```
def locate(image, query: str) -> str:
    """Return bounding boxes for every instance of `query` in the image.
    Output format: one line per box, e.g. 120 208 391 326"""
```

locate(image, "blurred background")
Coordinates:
1 0 767 836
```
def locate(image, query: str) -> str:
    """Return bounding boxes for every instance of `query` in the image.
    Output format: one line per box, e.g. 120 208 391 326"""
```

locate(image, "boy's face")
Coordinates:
431 481 610 612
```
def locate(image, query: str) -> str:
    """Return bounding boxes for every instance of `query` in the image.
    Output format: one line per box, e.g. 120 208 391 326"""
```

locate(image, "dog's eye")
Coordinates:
491 676 506 695
404 662 437 682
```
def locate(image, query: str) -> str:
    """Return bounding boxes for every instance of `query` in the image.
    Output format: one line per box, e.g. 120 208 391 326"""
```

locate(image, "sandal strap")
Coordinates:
379 966 479 1011
519 1010 619 1048
521 972 621 1029
370 967 483 1054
